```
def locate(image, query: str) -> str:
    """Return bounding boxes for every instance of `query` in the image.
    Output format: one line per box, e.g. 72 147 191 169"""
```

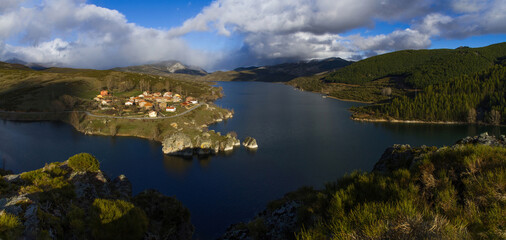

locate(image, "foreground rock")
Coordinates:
0 153 193 240
456 132 505 147
242 137 258 149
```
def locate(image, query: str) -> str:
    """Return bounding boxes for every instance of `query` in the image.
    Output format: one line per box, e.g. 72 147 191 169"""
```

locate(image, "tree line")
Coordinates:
376 64 506 125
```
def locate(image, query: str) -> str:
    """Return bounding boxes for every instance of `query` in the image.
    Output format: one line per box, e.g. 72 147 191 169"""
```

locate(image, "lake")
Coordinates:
0 81 504 239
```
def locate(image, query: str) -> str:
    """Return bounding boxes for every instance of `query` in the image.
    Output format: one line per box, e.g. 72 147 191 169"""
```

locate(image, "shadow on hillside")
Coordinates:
0 80 88 111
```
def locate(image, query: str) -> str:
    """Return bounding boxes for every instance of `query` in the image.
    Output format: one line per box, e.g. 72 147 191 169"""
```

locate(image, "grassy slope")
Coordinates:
325 42 506 88
232 141 506 240
0 64 218 111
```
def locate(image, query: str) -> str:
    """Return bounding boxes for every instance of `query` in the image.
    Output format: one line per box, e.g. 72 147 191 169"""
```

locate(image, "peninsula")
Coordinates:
0 62 256 156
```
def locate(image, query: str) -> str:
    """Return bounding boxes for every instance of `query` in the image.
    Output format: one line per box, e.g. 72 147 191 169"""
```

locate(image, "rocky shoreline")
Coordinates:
351 116 467 125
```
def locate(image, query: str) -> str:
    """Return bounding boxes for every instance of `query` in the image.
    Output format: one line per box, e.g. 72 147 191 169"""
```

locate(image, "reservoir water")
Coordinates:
0 81 504 239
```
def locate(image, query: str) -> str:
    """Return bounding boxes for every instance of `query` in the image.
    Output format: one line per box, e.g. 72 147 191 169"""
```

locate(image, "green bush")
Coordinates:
91 199 148 240
133 190 193 238
290 144 506 239
0 211 23 239
67 153 100 172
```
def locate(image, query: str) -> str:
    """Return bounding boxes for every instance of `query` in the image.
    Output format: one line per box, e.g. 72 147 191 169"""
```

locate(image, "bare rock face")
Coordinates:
242 137 258 149
220 201 300 240
162 132 194 156
456 132 506 147
111 174 132 200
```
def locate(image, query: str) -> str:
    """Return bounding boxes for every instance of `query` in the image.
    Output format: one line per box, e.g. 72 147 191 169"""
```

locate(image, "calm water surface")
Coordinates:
0 82 504 239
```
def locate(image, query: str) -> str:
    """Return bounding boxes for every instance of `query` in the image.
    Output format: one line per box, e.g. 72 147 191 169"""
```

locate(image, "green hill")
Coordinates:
354 64 506 125
0 62 219 112
325 42 506 88
200 57 352 82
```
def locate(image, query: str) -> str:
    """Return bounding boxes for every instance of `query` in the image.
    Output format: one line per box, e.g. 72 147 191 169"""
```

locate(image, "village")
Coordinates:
93 90 199 118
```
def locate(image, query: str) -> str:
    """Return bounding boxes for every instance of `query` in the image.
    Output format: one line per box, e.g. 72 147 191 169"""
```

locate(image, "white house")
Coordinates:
166 106 176 112
190 100 198 104
148 111 157 118
125 101 133 106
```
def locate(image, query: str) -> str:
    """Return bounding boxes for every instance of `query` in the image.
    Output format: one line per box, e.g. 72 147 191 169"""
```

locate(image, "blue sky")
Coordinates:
0 0 505 70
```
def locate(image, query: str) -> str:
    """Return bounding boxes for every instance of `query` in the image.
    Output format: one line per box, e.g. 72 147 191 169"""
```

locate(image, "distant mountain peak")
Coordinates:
113 60 208 76
4 57 60 70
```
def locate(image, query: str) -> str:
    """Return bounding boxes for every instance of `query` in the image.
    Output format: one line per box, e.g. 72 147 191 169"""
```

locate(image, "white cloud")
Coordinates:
168 0 506 66
170 0 432 37
0 0 505 70
0 0 219 69
0 0 23 14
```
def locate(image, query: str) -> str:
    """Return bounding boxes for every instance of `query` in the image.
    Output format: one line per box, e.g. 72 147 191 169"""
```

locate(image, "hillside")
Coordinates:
112 61 208 76
0 61 242 156
357 64 506 125
203 57 352 82
0 62 218 112
325 42 506 89
5 58 55 70
0 153 193 239
221 133 506 240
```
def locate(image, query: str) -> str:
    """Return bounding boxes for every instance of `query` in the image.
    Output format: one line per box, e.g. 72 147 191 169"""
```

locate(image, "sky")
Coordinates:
0 0 505 71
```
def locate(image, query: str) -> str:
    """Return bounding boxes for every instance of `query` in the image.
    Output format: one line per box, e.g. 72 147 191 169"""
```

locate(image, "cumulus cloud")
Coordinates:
169 0 434 37
167 0 506 66
0 0 505 70
0 0 219 69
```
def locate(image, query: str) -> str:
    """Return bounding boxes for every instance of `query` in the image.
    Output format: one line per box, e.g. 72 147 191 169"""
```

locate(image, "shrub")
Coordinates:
91 199 148 240
133 190 193 239
67 153 100 172
0 211 23 239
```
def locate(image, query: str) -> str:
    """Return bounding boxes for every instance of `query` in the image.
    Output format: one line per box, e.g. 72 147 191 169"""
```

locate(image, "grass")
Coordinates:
91 199 148 240
288 75 408 103
0 211 23 239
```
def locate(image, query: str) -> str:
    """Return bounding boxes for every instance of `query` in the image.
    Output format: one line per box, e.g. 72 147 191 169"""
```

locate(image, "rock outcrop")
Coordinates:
220 201 300 240
242 137 258 149
373 144 435 173
162 132 194 156
456 132 505 147
0 153 194 239
162 130 241 156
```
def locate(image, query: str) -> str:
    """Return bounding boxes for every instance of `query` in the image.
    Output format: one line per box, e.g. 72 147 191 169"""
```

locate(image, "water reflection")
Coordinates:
163 155 193 176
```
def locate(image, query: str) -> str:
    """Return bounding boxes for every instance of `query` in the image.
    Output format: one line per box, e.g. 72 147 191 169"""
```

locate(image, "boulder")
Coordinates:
242 137 258 149
224 138 235 152
111 174 132 200
456 132 505 147
197 141 213 156
162 132 194 155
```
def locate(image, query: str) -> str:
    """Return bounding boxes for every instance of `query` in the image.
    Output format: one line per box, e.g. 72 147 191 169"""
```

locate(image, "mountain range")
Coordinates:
112 60 208 76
